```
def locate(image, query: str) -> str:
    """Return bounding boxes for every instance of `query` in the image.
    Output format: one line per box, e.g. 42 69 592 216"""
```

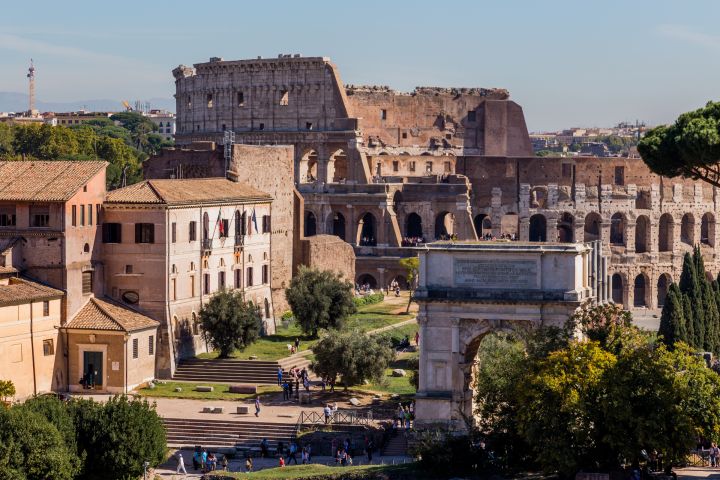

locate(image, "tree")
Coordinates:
0 379 15 402
23 396 82 476
199 290 262 358
311 331 394 390
659 284 687 346
399 256 419 313
285 266 356 337
638 101 720 188
568 302 641 354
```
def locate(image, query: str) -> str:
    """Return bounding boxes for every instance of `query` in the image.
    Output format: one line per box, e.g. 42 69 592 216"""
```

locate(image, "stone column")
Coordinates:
625 220 636 254
416 312 429 393
546 215 559 243
519 217 530 242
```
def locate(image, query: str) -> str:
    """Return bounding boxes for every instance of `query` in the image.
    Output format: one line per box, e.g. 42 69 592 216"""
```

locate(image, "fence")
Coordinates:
298 409 373 427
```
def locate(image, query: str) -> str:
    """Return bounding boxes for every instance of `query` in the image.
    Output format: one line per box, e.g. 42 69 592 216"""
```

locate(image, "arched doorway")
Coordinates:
474 214 492 238
657 273 672 308
434 211 455 239
299 150 318 183
406 213 423 239
634 274 648 307
357 273 377 289
610 213 625 245
529 214 546 242
611 273 623 304
659 214 674 252
557 212 574 242
305 211 317 237
681 213 695 245
357 212 377 246
330 212 346 240
584 212 601 242
702 213 715 246
393 275 409 289
635 215 650 253
328 149 348 183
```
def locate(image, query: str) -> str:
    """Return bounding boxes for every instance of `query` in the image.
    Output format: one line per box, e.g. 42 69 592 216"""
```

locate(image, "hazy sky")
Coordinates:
1 0 719 131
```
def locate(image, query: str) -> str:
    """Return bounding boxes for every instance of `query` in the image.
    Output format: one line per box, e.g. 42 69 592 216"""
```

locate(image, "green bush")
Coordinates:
353 292 384 307
281 310 294 321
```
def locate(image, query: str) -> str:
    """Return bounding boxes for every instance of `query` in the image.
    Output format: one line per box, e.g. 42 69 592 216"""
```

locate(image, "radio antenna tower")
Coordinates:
27 59 36 115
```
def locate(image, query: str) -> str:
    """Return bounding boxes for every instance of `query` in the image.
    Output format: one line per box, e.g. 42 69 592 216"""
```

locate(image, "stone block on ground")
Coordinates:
228 384 257 394
237 406 249 414
249 355 258 360
212 407 224 414
348 397 360 406
196 385 214 392
174 387 182 392
392 369 406 377
202 406 214 413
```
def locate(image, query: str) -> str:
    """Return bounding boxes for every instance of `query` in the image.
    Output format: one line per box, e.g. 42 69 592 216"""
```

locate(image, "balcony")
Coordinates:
201 239 212 255
234 234 244 252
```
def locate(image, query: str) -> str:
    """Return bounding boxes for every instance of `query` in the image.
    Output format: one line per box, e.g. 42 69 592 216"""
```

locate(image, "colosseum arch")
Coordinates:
611 273 624 305
434 211 455 239
634 273 649 307
357 212 377 246
357 273 378 289
681 213 695 245
474 214 492 238
657 273 672 308
529 214 547 242
327 149 348 183
659 213 674 252
635 215 650 253
328 212 346 240
702 213 715 246
406 212 423 238
557 212 574 242
584 212 601 242
304 211 317 237
299 149 318 183
610 213 626 246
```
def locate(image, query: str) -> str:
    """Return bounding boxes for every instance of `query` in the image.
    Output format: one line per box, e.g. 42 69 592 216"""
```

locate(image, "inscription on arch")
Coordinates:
454 258 537 289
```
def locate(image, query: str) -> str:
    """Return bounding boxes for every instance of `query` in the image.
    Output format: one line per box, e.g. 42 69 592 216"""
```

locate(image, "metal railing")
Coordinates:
201 239 212 253
298 409 373 427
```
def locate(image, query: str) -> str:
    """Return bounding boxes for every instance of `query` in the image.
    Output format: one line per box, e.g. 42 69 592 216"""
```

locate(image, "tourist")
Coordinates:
277 441 285 457
415 331 420 346
306 444 312 462
255 397 261 417
404 407 412 430
712 443 719 467
288 379 294 398
175 451 187 475
282 381 289 400
207 452 217 471
287 441 299 464
192 450 201 470
303 376 310 391
301 446 309 464
324 404 332 424
367 438 374 462
277 366 283 386
295 377 300 398
397 405 405 429
261 438 270 458
245 457 253 473
221 455 228 471
279 456 285 468
201 448 208 472
295 337 300 351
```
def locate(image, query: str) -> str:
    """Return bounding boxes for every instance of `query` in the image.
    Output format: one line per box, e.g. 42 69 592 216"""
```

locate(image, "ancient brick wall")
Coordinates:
299 235 355 283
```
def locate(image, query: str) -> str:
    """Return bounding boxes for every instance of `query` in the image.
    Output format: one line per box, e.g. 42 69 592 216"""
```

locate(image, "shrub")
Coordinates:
352 292 384 307
0 379 15 401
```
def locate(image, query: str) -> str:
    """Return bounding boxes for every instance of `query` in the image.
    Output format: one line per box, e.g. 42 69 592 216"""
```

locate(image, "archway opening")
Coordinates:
406 213 423 239
393 275 409 289
657 273 672 308
299 150 318 183
610 213 625 246
529 214 546 242
357 212 377 246
558 212 574 242
435 211 455 240
328 149 348 183
681 213 695 245
659 214 674 252
305 211 317 237
330 212 346 240
634 274 647 307
584 212 601 242
635 215 650 253
611 273 623 304
702 213 715 246
474 214 492 239
357 273 378 289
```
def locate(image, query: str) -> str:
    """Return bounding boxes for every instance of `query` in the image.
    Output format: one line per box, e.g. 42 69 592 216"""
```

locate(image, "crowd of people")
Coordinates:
480 232 517 241
174 448 230 474
395 402 415 430
355 282 375 295
401 236 425 246
281 365 312 400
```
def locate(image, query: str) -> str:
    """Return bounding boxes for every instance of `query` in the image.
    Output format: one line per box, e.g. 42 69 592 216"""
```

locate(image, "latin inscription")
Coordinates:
454 259 537 289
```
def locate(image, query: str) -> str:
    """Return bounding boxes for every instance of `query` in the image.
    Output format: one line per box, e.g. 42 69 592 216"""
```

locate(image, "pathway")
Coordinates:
678 466 720 480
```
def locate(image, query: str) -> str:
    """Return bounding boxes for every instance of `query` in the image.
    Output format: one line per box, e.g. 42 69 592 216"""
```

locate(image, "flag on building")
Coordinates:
217 209 224 237
252 208 258 234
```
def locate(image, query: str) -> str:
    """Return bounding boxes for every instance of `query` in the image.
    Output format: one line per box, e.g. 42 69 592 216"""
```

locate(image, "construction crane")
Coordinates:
122 100 132 111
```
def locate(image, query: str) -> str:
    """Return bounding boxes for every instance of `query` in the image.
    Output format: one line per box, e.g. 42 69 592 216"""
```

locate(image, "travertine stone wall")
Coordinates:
299 235 355 282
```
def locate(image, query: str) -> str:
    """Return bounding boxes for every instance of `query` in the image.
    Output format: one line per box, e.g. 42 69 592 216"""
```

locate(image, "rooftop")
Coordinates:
0 277 64 307
0 161 107 202
66 297 159 333
105 178 272 206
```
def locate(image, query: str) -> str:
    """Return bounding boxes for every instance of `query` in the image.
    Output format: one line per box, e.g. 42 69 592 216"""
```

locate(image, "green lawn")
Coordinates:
198 299 415 361
353 350 418 396
135 381 280 401
219 462 422 479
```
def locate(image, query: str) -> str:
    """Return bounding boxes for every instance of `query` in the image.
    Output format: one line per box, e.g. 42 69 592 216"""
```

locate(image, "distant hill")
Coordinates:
0 92 175 114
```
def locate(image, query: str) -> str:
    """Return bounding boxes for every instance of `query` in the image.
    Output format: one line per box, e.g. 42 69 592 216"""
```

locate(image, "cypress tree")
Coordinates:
703 280 720 354
683 292 696 348
659 284 686 346
679 251 704 348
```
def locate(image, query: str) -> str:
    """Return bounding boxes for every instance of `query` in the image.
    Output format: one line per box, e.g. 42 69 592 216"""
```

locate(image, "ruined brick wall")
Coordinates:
142 142 223 180
299 235 355 282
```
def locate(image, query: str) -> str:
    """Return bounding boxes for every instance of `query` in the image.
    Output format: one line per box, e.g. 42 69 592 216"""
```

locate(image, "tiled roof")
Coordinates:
0 277 64 307
0 161 107 202
105 178 272 205
66 297 159 333
0 266 18 275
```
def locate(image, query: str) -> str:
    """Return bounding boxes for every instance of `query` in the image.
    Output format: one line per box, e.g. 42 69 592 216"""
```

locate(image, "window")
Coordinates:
72 205 77 226
30 205 50 228
203 274 210 294
259 123 264 130
306 122 313 130
402 132 407 139
220 219 229 238
219 271 226 289
445 133 452 140
190 275 195 297
238 91 245 106
80 204 85 226
235 269 241 289
562 163 572 178
189 221 197 241
102 223 122 243
409 161 416 172
83 243 90 253
425 161 433 173
0 207 16 227
43 339 54 356
88 204 93 226
467 110 477 122
125 265 133 274
279 89 289 106
135 223 154 243
392 161 399 172
444 161 451 173
246 267 254 287
122 291 139 304
83 185 87 192
262 265 269 284
207 93 213 108
380 109 387 120
96 204 101 223
187 96 192 108
262 215 271 233
222 124 226 131
171 278 177 300
148 335 154 355
132 338 138 359
82 271 92 295
171 222 177 243
614 166 625 186
42 300 49 316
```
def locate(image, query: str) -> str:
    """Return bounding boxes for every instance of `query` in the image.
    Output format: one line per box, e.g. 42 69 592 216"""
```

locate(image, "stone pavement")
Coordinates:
678 466 720 480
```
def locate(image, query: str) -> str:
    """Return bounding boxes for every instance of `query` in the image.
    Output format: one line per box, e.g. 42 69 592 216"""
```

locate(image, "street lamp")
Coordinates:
143 461 150 480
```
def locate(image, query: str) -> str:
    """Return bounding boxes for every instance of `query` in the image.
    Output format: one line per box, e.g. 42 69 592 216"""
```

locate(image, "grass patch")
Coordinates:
219 462 422 479
353 351 418 396
135 381 280 401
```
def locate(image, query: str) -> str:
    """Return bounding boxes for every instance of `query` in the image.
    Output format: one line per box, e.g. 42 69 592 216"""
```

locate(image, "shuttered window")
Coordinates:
82 271 92 295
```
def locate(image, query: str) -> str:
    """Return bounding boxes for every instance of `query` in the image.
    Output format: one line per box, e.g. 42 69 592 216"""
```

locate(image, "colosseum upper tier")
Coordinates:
165 54 720 316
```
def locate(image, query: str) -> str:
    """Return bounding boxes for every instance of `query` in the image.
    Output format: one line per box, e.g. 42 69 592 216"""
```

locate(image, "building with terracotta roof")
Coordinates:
102 177 274 377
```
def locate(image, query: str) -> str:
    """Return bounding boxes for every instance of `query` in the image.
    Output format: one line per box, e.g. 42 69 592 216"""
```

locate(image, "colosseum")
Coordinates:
153 54 719 320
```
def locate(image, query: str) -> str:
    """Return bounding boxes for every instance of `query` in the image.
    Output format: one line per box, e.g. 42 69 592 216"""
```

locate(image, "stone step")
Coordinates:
163 418 297 450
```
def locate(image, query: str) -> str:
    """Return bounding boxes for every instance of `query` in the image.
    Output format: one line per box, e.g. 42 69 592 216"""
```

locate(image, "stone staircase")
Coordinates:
173 354 315 384
163 417 297 453
381 431 409 456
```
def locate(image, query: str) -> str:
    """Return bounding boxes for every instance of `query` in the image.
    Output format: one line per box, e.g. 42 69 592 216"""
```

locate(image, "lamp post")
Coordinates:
143 461 149 480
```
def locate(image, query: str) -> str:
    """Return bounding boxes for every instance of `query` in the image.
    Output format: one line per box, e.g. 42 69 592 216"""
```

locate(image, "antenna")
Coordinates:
27 59 36 115
224 130 235 179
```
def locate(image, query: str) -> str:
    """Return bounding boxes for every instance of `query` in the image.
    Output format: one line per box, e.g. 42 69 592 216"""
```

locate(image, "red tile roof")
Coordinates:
0 277 64 306
105 178 271 205
66 297 159 332
0 161 107 201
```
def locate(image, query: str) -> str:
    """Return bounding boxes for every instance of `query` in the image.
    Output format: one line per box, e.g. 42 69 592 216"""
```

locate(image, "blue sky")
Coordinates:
1 0 718 131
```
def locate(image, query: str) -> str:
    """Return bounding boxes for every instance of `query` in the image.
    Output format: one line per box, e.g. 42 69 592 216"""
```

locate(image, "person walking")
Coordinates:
175 451 188 475
201 448 208 473
324 404 332 424
245 457 253 473
367 439 374 462
287 441 298 465
277 366 284 386
295 337 300 351
255 397 261 417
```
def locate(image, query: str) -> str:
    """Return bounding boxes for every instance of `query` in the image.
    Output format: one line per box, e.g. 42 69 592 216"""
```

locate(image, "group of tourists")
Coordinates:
480 232 517 241
395 402 415 430
281 365 311 400
323 402 340 424
401 236 425 246
355 282 375 294
174 448 229 474
388 279 402 296
332 437 355 466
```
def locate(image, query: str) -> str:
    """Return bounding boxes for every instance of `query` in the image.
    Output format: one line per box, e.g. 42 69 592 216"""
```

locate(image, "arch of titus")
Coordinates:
414 242 606 427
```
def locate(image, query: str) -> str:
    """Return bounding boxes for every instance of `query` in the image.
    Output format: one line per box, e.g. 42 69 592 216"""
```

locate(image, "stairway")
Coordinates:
173 356 316 384
163 417 297 452
381 431 408 456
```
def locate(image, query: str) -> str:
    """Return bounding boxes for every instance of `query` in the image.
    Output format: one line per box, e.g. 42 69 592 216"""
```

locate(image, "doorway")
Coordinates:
83 351 103 389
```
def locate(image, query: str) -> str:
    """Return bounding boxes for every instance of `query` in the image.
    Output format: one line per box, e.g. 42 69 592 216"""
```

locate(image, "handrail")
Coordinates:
298 409 373 427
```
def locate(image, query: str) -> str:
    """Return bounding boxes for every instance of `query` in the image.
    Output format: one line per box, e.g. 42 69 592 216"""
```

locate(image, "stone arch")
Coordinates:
357 212 377 246
681 213 695 245
530 186 547 208
610 212 626 246
305 211 317 237
434 211 455 239
658 213 674 252
635 215 650 253
702 213 715 246
634 273 648 307
529 214 546 242
557 212 574 242
357 273 378 289
393 275 409 289
611 273 624 304
584 212 601 242
329 212 346 240
657 273 672 308
474 214 492 238
299 149 318 183
406 212 423 238
392 190 403 214
327 149 348 183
